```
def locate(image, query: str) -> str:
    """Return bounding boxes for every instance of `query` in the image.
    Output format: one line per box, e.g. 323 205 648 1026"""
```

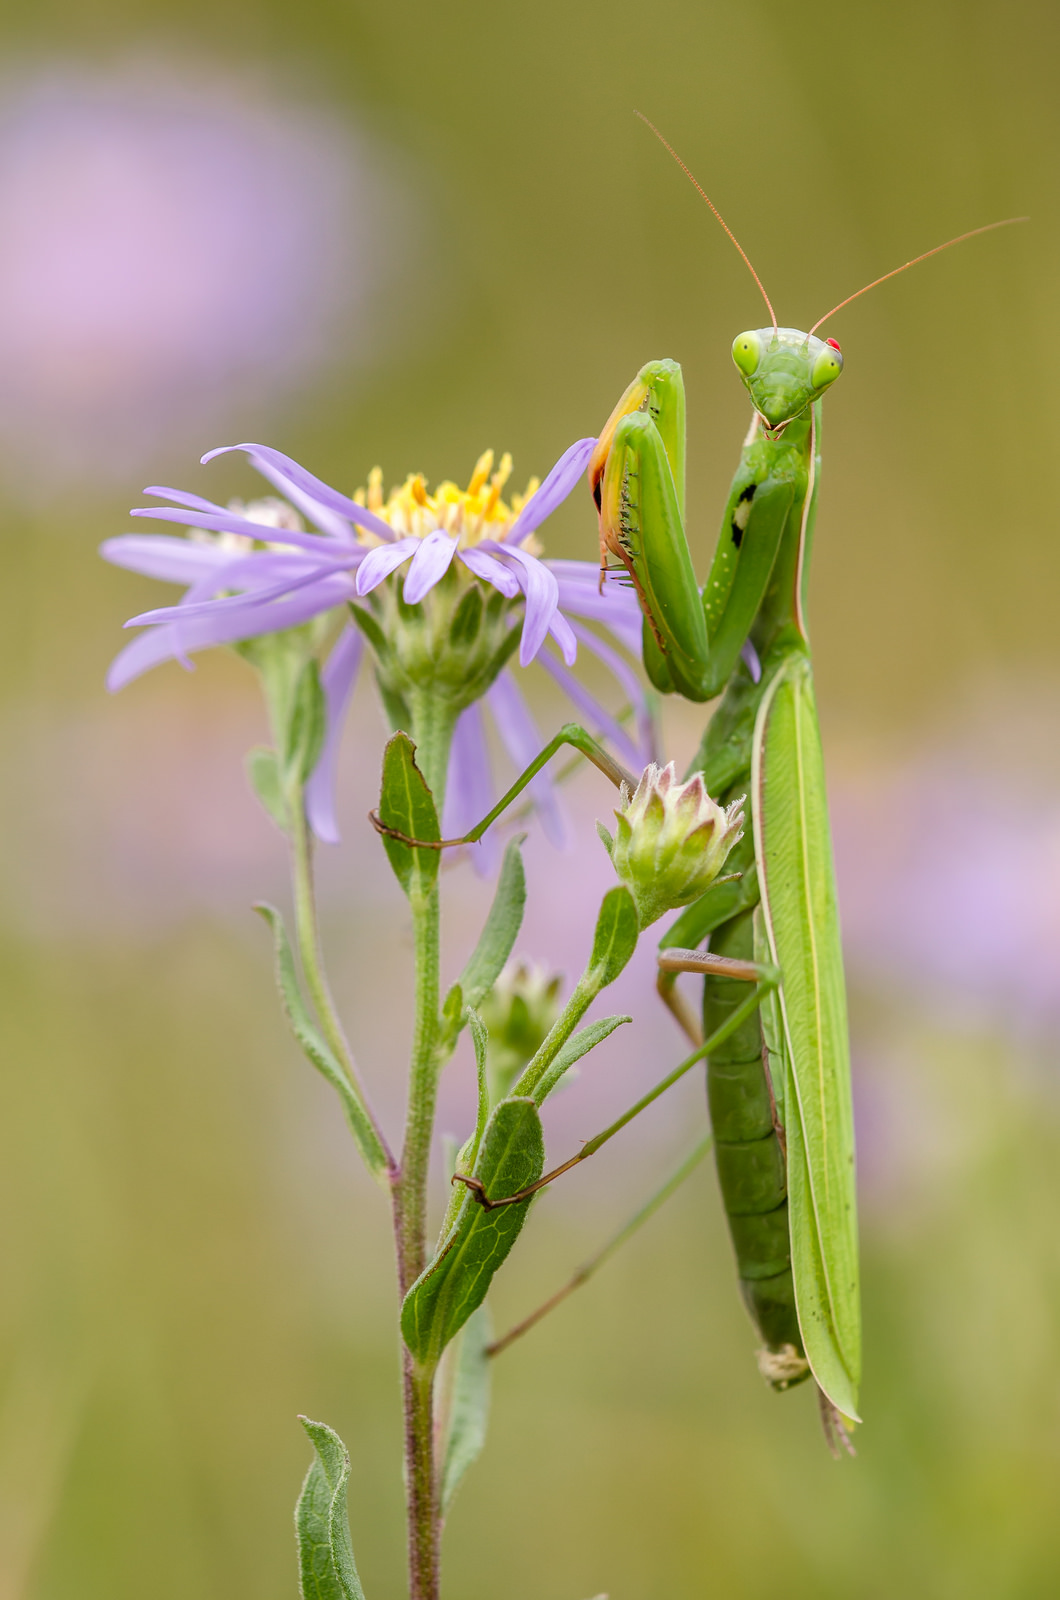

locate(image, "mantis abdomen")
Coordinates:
702 808 809 1387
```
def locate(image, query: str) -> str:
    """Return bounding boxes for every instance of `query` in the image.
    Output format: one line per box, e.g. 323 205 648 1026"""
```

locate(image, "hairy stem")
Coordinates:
394 691 456 1600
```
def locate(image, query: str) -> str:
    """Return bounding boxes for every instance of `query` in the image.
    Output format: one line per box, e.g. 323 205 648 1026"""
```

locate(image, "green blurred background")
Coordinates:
2 1 1059 1596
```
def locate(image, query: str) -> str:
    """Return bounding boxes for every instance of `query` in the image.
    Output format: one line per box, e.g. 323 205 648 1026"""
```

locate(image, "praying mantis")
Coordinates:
375 129 1022 1443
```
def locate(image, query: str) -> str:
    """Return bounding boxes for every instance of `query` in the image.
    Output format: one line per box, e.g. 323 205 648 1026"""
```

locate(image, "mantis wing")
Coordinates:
752 653 861 1421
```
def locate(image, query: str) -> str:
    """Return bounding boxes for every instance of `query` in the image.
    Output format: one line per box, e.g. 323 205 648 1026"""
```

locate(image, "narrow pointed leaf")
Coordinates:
441 1303 492 1514
256 904 388 1183
247 745 289 832
752 655 860 1418
378 732 440 900
286 659 328 783
464 1007 491 1169
587 887 639 988
296 1417 366 1600
532 1013 631 1105
401 1096 544 1366
458 838 527 1009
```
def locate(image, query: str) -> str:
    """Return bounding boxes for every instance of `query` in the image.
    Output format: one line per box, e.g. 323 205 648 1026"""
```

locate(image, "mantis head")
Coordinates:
731 328 843 436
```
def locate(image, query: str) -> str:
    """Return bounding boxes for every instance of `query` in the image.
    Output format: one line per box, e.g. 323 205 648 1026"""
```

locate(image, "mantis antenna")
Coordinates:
808 216 1028 335
634 110 779 333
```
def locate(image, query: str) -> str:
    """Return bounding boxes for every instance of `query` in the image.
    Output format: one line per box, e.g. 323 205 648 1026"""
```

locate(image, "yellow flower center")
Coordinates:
352 449 543 554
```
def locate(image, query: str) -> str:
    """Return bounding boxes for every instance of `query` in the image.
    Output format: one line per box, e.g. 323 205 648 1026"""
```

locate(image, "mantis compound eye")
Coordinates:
811 341 844 390
731 330 761 377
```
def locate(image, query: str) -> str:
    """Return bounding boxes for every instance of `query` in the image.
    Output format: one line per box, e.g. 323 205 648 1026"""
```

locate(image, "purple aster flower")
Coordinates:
102 438 649 849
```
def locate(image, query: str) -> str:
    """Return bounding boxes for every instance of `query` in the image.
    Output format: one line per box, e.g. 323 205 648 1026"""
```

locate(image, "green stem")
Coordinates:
289 789 392 1170
401 1357 440 1600
511 967 602 1102
406 688 458 815
394 691 457 1600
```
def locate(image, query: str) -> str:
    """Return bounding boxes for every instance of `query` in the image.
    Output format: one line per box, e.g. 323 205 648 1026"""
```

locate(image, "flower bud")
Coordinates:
601 762 745 928
478 959 563 1101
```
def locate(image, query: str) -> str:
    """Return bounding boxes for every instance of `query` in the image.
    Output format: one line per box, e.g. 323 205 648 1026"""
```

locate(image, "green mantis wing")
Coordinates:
752 652 861 1421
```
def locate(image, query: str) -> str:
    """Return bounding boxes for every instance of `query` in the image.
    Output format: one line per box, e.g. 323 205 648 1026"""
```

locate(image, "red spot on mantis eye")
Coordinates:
825 338 841 352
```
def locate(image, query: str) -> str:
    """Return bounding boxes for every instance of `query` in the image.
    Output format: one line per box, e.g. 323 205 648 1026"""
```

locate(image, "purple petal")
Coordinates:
442 702 500 877
131 505 344 558
355 538 419 596
741 636 762 684
202 444 394 544
101 534 232 585
569 620 656 764
456 545 520 598
107 576 352 690
143 486 232 516
505 437 597 546
402 530 458 604
547 609 578 666
480 543 559 666
550 560 644 655
305 625 364 845
485 671 567 848
124 555 355 627
536 649 641 769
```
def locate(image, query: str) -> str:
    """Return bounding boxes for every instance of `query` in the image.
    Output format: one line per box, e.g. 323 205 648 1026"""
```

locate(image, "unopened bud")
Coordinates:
600 762 744 928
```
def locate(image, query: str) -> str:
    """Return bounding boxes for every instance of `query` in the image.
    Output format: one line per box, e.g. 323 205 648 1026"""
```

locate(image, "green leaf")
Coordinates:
256 905 389 1183
378 733 440 901
587 886 639 988
441 1304 492 1514
246 745 289 832
458 839 527 1010
286 659 328 783
401 1096 544 1366
464 1007 491 1167
296 1417 366 1600
436 981 465 1062
531 1013 631 1106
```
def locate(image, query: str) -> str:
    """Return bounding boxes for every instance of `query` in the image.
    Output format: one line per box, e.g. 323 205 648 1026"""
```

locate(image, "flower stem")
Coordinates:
394 690 457 1600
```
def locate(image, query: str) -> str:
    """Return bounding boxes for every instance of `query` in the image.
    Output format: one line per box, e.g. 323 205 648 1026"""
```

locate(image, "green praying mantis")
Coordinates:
374 129 1022 1445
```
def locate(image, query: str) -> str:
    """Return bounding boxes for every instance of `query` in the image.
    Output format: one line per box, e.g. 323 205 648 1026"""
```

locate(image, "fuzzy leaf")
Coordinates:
378 733 440 901
464 1007 491 1168
401 1096 544 1366
458 839 527 1010
587 886 639 988
441 1304 492 1514
296 1417 366 1600
531 1013 631 1105
256 904 388 1183
436 981 465 1062
247 745 289 832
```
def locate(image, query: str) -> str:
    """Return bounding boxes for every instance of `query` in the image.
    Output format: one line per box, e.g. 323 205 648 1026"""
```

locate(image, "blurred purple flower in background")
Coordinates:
833 749 1060 1038
0 61 397 491
102 438 649 853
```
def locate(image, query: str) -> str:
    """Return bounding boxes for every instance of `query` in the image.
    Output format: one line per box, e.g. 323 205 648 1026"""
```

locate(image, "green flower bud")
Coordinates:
478 959 563 1102
600 762 745 928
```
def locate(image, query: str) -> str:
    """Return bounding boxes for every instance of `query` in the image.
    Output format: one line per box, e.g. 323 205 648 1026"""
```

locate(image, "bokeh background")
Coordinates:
2 1 1058 1596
